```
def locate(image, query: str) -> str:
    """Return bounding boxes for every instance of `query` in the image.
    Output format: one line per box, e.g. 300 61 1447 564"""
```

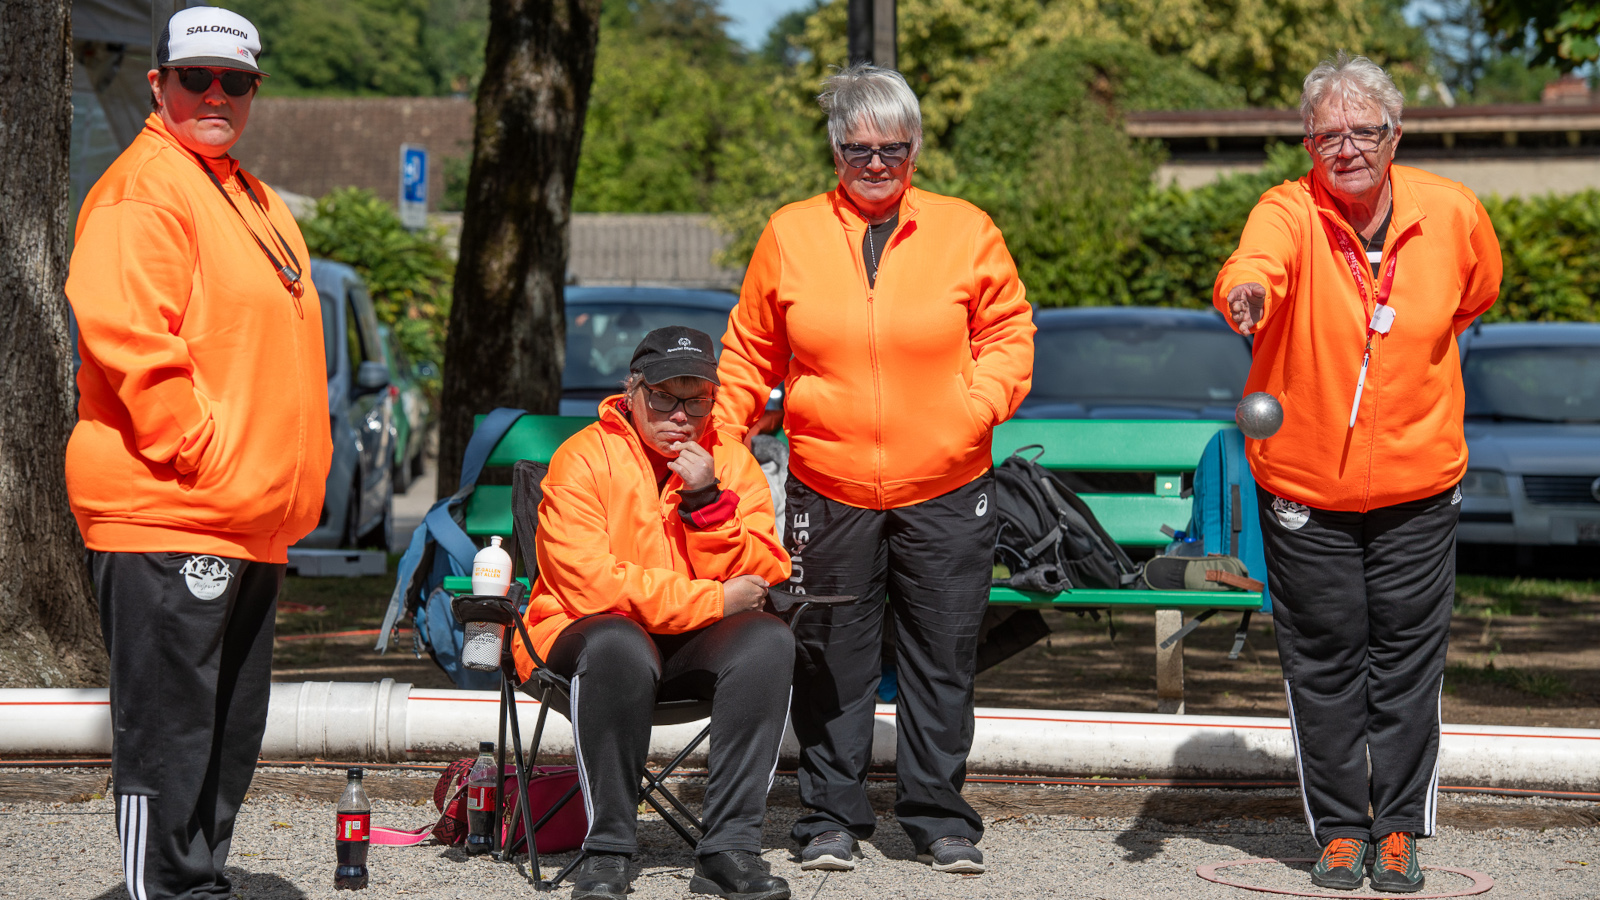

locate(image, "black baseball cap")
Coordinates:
630 326 720 385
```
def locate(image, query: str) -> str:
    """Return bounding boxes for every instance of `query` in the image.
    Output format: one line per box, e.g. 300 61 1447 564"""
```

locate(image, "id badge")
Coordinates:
1369 304 1396 334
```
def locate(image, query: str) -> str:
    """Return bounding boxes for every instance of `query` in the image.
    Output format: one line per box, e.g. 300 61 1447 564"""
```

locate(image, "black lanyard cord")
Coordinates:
193 152 304 295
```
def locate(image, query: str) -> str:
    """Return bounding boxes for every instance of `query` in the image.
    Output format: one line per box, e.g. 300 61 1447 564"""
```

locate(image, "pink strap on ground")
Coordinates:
1196 858 1494 898
369 825 432 846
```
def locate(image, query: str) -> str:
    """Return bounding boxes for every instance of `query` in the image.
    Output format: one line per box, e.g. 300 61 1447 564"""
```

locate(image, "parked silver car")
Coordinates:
295 259 396 550
1458 322 1600 549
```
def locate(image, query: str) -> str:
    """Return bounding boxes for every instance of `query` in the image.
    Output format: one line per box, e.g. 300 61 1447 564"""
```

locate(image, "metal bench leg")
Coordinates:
1154 609 1185 715
1228 611 1253 661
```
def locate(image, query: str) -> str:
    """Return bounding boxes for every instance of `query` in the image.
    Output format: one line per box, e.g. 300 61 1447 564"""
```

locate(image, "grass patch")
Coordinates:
1446 662 1570 699
1453 575 1600 617
276 569 396 636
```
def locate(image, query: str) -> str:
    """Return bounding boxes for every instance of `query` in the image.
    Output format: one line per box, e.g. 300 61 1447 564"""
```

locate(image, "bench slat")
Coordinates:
1079 494 1192 546
481 416 594 466
990 585 1262 610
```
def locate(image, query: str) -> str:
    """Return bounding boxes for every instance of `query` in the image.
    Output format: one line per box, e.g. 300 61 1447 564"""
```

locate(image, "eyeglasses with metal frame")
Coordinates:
836 141 913 169
170 67 260 97
643 389 714 418
1305 124 1391 155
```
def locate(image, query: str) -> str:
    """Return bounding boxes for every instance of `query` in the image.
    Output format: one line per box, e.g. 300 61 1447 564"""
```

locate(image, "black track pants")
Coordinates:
784 472 996 851
542 611 794 856
92 551 281 900
1257 485 1459 845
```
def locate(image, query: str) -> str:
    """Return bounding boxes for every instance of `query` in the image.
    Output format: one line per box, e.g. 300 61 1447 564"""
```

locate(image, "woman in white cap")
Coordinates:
65 8 333 899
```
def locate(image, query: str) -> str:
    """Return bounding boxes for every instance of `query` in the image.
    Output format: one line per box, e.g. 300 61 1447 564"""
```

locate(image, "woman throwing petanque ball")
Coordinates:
1214 52 1501 894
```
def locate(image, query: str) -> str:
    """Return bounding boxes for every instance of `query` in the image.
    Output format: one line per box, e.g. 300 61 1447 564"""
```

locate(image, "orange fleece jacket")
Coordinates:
1213 165 1501 512
716 187 1035 510
65 114 333 563
513 399 791 679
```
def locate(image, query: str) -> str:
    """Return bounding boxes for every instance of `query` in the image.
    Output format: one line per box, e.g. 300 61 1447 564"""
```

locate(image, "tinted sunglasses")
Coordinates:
644 388 714 418
171 67 260 97
837 141 912 169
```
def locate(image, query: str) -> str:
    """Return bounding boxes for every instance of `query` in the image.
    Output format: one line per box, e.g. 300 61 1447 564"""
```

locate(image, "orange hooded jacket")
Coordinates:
1213 165 1501 512
715 187 1034 511
512 398 791 680
66 114 333 563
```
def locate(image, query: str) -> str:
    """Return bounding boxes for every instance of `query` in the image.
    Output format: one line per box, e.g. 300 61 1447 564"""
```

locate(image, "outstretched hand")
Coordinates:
1227 282 1266 335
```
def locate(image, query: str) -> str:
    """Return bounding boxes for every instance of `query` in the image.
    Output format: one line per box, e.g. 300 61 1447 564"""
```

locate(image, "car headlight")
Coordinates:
1461 469 1507 497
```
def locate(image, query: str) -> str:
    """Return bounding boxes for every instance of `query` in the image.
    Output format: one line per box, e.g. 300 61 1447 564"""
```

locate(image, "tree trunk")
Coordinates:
436 0 603 496
0 0 109 687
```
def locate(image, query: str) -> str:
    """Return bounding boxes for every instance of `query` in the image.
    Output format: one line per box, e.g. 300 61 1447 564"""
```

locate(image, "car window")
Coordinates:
319 288 338 378
1464 345 1600 423
346 284 381 366
1028 326 1251 406
564 304 732 390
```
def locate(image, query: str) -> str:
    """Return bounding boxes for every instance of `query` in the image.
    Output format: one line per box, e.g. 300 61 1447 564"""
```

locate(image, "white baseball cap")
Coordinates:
157 7 267 76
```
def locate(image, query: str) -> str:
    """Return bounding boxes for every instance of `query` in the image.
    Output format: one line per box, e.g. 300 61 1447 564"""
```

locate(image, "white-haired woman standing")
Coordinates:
1215 52 1501 894
714 64 1034 875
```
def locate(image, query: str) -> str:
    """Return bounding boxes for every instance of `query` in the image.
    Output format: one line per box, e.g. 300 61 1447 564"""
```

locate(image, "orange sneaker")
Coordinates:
1370 832 1425 893
1310 837 1369 891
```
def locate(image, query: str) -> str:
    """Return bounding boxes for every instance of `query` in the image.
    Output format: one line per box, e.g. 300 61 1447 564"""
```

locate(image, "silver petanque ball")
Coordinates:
1235 392 1284 440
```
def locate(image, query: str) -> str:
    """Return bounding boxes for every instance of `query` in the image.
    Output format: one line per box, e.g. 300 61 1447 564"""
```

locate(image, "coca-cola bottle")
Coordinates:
465 741 498 856
334 767 371 890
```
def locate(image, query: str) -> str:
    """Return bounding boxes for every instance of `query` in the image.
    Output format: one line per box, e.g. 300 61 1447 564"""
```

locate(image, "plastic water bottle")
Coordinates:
472 536 513 596
334 768 371 890
464 741 498 856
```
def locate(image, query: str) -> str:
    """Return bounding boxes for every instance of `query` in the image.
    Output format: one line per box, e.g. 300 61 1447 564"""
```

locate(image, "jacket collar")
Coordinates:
829 184 922 234
1305 164 1425 240
144 112 241 183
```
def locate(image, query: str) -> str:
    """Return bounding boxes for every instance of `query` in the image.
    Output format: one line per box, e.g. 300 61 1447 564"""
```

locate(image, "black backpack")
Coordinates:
992 445 1139 591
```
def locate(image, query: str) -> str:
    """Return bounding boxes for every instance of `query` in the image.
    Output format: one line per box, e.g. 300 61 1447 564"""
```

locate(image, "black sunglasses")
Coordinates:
171 67 260 97
643 388 714 418
837 141 912 169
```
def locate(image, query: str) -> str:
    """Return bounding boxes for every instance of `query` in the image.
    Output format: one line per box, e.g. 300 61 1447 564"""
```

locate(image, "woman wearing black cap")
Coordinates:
511 327 796 900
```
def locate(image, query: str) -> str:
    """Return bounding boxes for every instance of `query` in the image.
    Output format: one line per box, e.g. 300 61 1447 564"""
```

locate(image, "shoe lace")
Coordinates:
1377 833 1413 872
587 853 626 872
1321 838 1364 870
726 849 764 871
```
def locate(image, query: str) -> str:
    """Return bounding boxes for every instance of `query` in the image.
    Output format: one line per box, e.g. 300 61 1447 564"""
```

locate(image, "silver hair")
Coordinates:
1300 50 1404 133
819 63 923 158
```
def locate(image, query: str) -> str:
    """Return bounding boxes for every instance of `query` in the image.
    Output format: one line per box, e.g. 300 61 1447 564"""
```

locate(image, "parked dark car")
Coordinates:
296 259 395 550
560 287 744 416
1458 322 1600 551
378 324 435 493
1017 307 1253 420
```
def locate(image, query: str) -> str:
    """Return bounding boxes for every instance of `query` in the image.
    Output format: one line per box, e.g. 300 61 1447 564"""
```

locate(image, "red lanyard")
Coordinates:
1328 219 1397 428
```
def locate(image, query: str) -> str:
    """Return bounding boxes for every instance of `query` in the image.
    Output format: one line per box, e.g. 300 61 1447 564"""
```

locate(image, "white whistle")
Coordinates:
1348 351 1370 428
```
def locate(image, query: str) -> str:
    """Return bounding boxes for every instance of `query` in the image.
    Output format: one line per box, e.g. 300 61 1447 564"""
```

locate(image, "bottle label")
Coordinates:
337 812 370 842
467 784 496 812
473 563 506 581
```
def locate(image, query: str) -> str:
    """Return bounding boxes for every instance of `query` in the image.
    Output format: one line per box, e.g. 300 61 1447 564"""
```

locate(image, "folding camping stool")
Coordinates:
452 458 851 891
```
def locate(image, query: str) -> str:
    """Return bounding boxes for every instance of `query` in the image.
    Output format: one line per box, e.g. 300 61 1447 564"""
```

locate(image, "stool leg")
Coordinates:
1155 609 1186 715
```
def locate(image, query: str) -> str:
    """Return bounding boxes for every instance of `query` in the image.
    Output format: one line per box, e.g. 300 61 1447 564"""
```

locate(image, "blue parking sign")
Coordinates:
399 144 428 229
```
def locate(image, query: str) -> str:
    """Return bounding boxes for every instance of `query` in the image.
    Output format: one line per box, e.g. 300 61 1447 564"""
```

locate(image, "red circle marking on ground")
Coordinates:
1196 858 1494 898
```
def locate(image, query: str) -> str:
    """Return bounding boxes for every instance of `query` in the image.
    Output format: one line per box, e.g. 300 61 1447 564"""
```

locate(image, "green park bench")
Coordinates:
443 415 1265 714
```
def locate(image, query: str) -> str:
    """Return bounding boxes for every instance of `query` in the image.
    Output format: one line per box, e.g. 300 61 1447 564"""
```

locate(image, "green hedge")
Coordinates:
1481 191 1600 322
298 188 454 391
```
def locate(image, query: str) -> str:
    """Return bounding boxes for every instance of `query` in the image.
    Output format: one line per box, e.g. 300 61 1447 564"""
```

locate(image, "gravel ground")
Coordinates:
3 780 1597 900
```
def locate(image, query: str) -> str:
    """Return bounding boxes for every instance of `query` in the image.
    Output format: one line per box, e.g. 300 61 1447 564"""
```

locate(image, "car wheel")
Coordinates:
410 440 426 479
393 457 411 494
358 488 394 552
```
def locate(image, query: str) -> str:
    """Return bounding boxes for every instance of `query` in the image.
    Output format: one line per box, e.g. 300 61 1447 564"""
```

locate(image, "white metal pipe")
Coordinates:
3 686 1599 791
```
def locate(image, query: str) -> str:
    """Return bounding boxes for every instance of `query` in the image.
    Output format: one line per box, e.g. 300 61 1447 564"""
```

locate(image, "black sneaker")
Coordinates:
570 852 631 900
1369 832 1425 893
1309 838 1369 891
690 850 791 900
917 836 986 874
799 831 858 871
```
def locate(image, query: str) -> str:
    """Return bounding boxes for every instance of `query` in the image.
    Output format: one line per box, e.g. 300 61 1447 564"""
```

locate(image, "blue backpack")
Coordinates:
1180 427 1272 616
376 408 526 690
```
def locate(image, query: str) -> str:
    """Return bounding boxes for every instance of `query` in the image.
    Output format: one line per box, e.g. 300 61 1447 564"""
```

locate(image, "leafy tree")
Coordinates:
231 0 488 96
299 188 455 390
1482 0 1600 69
